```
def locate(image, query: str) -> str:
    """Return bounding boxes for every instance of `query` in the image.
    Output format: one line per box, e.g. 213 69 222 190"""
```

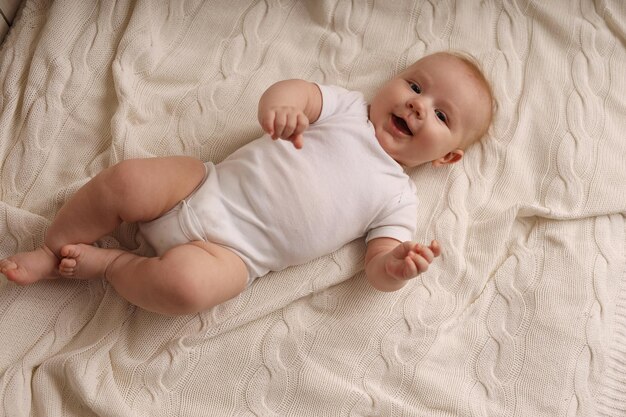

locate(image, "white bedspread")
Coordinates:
1 0 625 415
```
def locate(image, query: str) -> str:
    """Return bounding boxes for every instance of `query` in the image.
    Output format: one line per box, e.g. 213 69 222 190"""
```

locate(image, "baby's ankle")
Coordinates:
42 245 61 262
103 251 130 283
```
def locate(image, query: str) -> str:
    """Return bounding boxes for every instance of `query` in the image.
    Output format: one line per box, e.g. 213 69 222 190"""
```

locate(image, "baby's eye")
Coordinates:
435 110 447 123
409 82 421 94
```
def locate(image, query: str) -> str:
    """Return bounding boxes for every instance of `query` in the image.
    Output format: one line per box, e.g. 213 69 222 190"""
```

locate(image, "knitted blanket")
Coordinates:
0 1 625 415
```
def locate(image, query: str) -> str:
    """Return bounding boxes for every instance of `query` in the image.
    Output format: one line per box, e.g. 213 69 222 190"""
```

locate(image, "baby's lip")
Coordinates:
391 114 413 136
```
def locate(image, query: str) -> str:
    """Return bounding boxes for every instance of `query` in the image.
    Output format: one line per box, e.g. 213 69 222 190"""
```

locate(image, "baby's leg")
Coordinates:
0 157 206 285
58 241 248 315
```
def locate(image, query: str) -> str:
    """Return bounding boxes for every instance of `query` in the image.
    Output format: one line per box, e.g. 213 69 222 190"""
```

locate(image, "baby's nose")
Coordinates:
408 97 426 119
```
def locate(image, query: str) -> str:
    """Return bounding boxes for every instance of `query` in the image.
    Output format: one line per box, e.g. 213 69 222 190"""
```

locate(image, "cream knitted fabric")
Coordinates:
0 0 625 416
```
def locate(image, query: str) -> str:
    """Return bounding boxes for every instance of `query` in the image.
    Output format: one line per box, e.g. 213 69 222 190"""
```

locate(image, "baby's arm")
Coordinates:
258 80 323 149
365 238 441 292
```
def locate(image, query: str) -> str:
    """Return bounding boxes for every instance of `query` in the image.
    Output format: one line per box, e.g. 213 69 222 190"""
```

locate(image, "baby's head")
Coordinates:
369 51 494 168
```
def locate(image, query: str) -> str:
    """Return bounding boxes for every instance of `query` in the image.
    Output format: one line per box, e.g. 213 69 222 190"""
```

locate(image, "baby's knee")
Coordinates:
100 160 145 199
159 244 247 315
165 270 214 315
97 159 162 222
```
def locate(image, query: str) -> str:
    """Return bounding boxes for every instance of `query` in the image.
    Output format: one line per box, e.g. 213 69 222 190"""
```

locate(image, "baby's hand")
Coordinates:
384 240 441 281
259 106 310 149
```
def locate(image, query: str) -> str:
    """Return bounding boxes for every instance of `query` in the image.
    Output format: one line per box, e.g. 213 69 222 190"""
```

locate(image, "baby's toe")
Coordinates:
59 258 77 276
60 244 81 259
0 259 17 273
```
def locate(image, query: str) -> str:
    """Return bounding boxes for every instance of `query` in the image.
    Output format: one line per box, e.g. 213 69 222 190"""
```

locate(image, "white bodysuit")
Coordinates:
139 84 418 284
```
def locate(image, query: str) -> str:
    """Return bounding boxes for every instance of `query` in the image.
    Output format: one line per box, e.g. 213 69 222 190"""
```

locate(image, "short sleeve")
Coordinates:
315 83 368 123
365 180 418 243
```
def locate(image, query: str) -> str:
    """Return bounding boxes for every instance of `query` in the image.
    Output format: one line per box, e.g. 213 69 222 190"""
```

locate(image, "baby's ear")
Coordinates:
432 149 464 167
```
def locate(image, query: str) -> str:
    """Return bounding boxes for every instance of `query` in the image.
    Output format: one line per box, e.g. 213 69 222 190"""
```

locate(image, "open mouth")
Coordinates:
392 114 412 136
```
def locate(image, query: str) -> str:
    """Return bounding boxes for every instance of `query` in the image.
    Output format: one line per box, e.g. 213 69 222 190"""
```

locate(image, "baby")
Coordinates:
0 52 493 315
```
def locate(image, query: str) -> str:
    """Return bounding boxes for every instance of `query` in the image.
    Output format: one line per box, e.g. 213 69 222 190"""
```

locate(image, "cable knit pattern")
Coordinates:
0 0 625 416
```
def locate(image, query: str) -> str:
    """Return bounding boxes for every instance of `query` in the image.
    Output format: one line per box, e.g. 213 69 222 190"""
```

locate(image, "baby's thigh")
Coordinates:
103 156 207 223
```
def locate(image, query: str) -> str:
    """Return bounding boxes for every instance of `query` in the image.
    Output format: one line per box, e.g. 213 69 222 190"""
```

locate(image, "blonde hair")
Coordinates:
443 50 496 146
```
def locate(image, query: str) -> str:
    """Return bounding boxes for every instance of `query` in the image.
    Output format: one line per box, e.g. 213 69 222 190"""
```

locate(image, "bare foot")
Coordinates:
59 244 126 280
0 246 60 285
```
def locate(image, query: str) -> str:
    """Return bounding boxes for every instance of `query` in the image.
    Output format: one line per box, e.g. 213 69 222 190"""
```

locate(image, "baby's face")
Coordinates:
369 53 491 168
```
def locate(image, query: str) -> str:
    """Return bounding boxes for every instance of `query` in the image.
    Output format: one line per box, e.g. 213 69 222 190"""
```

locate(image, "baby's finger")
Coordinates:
281 112 299 139
259 111 276 137
413 243 434 263
430 240 441 257
408 252 430 274
292 134 304 149
403 256 418 279
272 111 288 139
293 113 309 136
